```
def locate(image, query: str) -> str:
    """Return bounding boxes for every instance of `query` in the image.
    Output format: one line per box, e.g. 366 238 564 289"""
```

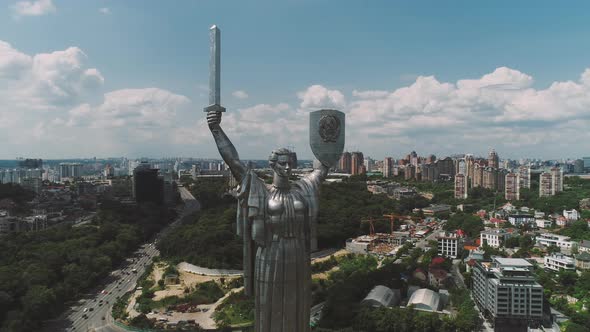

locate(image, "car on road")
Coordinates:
89 308 94 312
83 308 88 312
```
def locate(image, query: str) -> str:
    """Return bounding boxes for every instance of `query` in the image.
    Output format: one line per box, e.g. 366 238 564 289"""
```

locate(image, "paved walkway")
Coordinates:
145 287 244 330
177 262 242 276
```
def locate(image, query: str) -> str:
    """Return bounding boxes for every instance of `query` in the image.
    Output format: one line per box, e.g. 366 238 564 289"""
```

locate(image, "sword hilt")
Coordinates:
203 104 226 113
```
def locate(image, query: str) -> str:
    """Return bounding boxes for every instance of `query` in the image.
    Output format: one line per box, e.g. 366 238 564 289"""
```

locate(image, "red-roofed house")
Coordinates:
428 268 451 288
413 268 427 282
431 257 446 266
556 216 569 228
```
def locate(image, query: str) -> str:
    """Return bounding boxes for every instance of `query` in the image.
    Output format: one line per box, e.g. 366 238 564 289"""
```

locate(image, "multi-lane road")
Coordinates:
43 187 200 332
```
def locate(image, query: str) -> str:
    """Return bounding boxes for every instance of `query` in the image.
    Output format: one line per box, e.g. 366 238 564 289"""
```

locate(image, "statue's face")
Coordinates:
272 154 292 178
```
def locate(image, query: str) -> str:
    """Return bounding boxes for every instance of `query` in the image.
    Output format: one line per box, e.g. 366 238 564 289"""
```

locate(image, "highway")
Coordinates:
43 187 200 332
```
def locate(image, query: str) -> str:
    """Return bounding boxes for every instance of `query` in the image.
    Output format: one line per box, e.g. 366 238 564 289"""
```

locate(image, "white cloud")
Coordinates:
12 0 55 18
0 42 104 110
2 39 590 160
340 67 590 159
232 90 249 99
297 84 346 109
0 41 32 79
352 89 389 99
66 88 190 129
99 7 111 15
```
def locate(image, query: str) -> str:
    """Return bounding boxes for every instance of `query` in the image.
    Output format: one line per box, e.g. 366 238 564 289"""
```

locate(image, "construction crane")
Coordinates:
382 213 399 235
361 217 377 237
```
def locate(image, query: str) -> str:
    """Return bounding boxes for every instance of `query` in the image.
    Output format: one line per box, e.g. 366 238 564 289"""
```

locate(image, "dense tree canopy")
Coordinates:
158 205 242 269
443 212 484 238
317 180 398 248
0 200 175 332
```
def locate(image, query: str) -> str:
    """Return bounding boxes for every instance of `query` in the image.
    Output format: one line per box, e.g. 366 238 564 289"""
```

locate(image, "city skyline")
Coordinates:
1 1 590 159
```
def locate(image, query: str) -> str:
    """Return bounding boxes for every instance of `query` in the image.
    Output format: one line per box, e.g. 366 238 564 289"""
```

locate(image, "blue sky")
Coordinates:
1 0 590 160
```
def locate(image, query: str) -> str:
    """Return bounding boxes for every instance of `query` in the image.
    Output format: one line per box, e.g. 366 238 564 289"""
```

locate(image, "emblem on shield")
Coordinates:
310 109 345 168
318 115 341 143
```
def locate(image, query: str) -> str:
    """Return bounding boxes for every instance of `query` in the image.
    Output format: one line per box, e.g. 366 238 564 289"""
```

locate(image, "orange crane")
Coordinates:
361 217 377 237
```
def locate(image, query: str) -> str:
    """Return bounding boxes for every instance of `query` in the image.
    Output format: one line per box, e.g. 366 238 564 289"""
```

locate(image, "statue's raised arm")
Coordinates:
207 110 246 183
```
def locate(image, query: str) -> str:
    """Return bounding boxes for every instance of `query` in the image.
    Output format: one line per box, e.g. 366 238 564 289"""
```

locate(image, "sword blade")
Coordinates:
209 25 221 106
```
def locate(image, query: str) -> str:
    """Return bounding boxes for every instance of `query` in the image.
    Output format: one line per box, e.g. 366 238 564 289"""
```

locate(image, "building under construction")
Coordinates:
346 231 411 256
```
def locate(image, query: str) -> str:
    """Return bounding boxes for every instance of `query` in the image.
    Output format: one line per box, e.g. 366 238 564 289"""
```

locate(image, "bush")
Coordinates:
213 290 254 326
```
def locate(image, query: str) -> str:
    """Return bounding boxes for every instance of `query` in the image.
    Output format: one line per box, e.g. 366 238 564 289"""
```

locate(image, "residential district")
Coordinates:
1 150 590 332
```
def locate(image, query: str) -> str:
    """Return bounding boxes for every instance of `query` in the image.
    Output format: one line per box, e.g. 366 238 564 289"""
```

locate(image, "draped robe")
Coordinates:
236 169 322 332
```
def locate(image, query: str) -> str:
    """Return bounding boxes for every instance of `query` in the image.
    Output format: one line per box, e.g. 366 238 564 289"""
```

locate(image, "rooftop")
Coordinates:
494 257 532 267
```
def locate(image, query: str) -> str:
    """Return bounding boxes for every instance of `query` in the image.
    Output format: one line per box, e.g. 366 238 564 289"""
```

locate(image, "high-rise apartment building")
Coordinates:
574 159 584 174
456 158 467 175
483 167 497 190
364 157 374 172
436 157 455 179
454 173 468 199
518 166 531 189
425 154 436 164
505 173 520 201
132 166 164 205
339 152 352 174
539 168 563 197
465 155 475 180
472 163 484 188
383 157 393 178
488 149 499 169
551 167 563 194
472 257 543 327
539 172 553 197
404 165 415 180
59 163 82 180
496 169 508 193
351 152 364 175
409 151 419 167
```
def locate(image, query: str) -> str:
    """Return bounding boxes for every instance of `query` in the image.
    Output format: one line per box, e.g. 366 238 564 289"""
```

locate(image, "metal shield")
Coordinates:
309 109 345 167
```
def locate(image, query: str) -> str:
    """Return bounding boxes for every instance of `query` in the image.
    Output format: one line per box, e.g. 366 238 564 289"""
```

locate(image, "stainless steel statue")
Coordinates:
204 25 345 332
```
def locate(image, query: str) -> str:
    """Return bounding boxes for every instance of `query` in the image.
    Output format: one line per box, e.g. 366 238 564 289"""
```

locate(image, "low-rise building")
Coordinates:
436 231 463 258
480 229 513 248
556 216 569 228
423 204 451 216
392 187 417 200
544 254 575 272
407 288 441 312
574 252 590 270
578 240 590 254
535 233 574 250
563 209 580 221
345 236 370 254
535 219 552 229
361 285 400 307
508 214 535 227
428 268 451 288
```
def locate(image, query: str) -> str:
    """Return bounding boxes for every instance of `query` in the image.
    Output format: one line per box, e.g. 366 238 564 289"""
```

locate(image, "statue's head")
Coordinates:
269 148 294 178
